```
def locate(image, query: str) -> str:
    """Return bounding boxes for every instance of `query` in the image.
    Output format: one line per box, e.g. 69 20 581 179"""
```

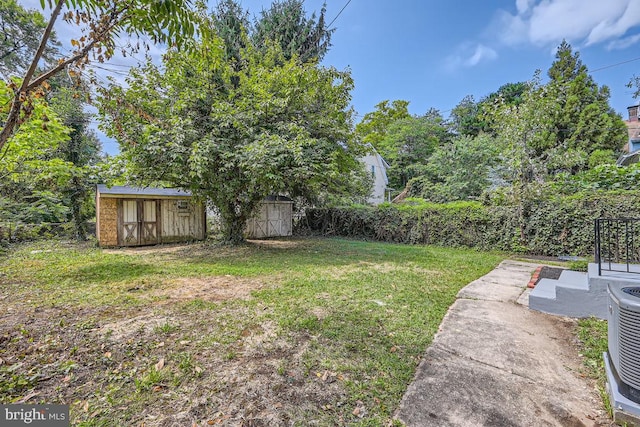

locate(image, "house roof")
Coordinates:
96 184 192 198
264 195 293 202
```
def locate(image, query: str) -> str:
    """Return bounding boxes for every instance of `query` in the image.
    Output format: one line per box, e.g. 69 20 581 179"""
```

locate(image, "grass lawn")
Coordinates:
0 237 504 425
577 317 610 414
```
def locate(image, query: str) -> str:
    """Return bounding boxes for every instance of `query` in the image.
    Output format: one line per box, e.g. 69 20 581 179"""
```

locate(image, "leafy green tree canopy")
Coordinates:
48 85 103 239
0 79 76 223
355 99 411 160
407 134 500 203
383 110 451 189
0 0 59 79
98 17 360 244
0 0 197 152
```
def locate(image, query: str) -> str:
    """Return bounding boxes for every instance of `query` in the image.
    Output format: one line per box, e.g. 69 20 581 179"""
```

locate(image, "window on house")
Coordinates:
371 165 375 177
176 200 190 211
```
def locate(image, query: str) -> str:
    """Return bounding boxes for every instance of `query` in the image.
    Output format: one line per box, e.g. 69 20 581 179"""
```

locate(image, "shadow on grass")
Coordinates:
63 260 162 284
181 237 443 275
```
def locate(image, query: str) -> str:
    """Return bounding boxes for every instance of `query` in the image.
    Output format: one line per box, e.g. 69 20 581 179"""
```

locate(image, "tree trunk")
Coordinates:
220 207 247 245
70 183 87 241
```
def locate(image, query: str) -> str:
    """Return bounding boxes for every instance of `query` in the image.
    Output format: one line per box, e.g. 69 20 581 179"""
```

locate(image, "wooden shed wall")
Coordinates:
96 194 205 247
160 199 206 242
97 198 118 246
246 201 293 239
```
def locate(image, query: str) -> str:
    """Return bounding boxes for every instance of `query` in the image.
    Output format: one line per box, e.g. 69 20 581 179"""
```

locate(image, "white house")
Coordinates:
360 146 390 205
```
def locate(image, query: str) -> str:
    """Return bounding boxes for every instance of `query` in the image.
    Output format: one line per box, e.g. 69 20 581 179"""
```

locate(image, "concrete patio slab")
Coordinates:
457 261 539 303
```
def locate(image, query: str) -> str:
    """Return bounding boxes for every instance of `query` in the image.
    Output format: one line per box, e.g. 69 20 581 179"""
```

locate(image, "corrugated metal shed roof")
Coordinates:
96 184 192 197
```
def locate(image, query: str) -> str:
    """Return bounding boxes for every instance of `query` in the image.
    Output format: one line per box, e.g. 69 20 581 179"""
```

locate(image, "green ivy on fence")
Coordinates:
303 191 640 257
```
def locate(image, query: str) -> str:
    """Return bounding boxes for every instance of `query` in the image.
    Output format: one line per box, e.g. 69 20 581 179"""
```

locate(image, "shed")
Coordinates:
245 196 293 239
96 185 206 247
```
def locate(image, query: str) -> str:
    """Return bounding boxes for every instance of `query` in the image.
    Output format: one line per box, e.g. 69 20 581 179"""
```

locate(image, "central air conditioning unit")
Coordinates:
608 285 640 403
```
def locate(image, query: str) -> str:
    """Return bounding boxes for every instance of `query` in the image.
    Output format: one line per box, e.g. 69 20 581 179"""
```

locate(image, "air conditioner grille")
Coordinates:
619 306 640 389
623 287 640 298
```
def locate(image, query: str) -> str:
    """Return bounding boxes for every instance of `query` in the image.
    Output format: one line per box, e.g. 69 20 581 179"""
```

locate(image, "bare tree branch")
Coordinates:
0 0 64 152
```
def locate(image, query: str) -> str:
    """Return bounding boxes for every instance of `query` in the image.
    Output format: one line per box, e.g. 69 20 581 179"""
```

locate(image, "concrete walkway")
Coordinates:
395 260 606 427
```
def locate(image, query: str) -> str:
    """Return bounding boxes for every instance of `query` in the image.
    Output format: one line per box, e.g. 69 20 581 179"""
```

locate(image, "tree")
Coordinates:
541 41 626 171
485 72 556 246
48 85 102 240
449 95 482 137
629 74 640 99
0 0 196 152
484 82 527 107
355 100 411 160
407 134 500 202
0 0 59 79
253 0 334 63
383 111 450 189
98 21 360 244
210 0 251 65
0 79 72 224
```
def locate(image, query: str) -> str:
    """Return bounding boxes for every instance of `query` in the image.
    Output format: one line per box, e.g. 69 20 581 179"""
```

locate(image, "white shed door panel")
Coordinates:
122 200 139 244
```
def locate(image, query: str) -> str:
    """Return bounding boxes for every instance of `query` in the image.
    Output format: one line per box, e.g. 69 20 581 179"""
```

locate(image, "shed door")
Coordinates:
121 200 139 246
267 202 282 236
119 200 159 246
140 200 159 245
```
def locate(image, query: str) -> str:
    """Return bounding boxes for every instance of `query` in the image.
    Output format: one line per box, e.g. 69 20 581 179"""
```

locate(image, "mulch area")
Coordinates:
527 265 565 288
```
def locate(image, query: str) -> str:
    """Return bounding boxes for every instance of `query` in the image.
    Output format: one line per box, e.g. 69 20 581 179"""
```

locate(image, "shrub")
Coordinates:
303 190 640 257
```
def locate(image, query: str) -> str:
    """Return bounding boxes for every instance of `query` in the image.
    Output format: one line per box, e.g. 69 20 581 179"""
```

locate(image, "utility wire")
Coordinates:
591 56 640 73
327 0 352 28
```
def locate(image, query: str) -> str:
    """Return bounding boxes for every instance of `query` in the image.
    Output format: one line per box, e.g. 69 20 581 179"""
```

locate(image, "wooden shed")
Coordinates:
96 185 206 247
246 196 293 239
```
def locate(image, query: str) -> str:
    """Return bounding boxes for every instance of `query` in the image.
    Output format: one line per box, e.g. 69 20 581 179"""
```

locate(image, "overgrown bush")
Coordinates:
303 191 640 257
0 222 95 244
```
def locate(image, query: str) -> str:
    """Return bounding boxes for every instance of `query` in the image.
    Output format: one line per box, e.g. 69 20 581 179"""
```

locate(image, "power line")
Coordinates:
327 0 352 28
591 56 640 73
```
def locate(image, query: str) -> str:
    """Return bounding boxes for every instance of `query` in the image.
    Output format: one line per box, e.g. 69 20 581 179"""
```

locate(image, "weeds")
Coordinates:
577 317 610 413
0 237 504 425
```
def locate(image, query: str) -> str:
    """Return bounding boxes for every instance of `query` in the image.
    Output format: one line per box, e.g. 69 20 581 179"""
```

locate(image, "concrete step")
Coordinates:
529 278 557 300
557 269 589 289
529 269 606 319
529 263 640 319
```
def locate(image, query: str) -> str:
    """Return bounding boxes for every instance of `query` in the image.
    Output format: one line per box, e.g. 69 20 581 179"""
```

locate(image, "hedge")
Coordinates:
302 191 640 257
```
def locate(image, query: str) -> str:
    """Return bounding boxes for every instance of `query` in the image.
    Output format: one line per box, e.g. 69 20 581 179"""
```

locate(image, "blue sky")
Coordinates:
19 0 640 154
290 0 640 119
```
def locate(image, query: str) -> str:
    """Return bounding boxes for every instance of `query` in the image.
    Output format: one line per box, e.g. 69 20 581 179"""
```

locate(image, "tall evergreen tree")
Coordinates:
541 41 626 172
252 0 334 63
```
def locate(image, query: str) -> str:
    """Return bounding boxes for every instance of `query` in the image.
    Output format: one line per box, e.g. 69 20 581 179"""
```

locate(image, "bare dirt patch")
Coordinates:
323 261 444 280
247 239 306 249
100 314 177 341
0 298 348 426
102 243 199 256
154 276 272 302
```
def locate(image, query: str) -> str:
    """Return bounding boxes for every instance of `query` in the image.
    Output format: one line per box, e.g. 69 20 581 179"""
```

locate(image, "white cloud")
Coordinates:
444 43 498 71
515 0 535 15
608 33 640 50
495 0 640 48
465 45 498 66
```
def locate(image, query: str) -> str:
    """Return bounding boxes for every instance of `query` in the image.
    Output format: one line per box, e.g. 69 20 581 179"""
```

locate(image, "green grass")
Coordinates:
577 317 610 414
0 237 505 425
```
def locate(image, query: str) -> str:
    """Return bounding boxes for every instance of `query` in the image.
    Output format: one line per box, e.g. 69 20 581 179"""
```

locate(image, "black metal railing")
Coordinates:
595 218 640 275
